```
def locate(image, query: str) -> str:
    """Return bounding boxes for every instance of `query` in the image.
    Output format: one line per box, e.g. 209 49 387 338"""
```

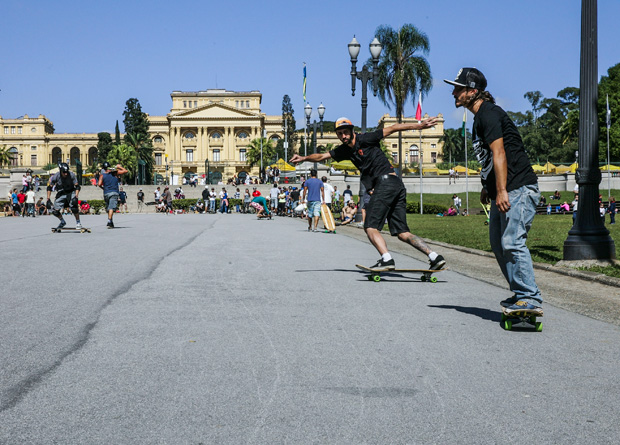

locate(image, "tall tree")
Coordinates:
598 62 620 161
106 144 137 177
281 95 297 157
370 24 432 176
122 98 150 141
0 145 14 168
439 128 462 167
97 132 114 164
115 120 121 145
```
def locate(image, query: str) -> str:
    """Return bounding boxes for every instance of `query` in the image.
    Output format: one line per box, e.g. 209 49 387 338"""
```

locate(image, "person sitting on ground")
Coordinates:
79 200 91 214
339 200 357 226
560 201 570 213
446 205 457 216
551 190 561 200
539 195 546 206
195 199 205 213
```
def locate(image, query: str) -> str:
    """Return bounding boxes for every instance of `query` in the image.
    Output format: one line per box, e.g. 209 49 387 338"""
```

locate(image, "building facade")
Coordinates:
1 90 445 180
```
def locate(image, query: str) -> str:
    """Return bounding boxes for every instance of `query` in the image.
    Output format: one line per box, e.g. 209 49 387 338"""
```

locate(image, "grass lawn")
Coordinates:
405 208 620 279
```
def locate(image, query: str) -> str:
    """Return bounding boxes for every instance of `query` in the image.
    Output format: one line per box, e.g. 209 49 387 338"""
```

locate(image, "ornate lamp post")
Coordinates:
348 36 382 221
563 0 616 260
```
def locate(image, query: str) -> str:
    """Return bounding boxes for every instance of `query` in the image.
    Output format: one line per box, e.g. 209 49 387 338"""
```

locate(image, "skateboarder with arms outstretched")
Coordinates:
47 163 83 231
445 67 542 316
290 117 446 271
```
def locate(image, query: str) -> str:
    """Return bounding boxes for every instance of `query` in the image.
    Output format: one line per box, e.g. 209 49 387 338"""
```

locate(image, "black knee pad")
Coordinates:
52 209 61 218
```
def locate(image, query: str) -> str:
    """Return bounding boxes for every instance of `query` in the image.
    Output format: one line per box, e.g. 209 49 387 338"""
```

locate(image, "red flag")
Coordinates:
415 92 422 121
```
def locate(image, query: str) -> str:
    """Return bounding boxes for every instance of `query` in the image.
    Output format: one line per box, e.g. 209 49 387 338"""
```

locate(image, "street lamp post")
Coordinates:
563 0 615 261
307 103 326 171
204 159 210 185
349 36 382 222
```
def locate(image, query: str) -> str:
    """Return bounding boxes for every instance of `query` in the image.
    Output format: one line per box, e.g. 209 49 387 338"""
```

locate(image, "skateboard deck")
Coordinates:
355 264 445 282
321 204 336 232
51 227 91 233
501 307 543 331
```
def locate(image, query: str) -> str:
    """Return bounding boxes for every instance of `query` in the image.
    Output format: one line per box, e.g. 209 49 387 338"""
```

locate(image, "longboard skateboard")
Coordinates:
321 203 336 232
501 307 543 331
52 227 91 233
356 264 445 282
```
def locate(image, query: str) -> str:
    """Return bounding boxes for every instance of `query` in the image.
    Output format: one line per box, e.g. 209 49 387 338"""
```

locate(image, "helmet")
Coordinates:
102 162 110 170
335 117 354 132
59 163 70 173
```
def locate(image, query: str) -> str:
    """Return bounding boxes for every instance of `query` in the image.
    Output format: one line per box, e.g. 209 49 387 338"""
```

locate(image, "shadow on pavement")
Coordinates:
427 304 500 323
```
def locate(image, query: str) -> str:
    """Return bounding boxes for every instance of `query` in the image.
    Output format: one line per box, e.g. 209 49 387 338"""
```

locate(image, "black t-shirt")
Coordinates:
137 192 145 201
472 101 538 199
330 129 394 190
290 190 300 201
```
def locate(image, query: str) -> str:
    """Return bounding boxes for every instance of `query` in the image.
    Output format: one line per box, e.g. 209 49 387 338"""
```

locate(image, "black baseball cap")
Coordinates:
444 68 487 91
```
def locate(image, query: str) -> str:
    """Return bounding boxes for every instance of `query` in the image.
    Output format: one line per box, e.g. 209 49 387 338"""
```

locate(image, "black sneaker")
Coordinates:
107 221 115 229
369 258 396 271
429 255 446 270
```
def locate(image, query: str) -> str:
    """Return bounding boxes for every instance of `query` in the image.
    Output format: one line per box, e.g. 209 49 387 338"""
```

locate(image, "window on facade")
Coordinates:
183 101 187 108
431 152 437 163
392 144 397 149
155 153 162 165
239 149 247 162
184 132 195 139
194 101 197 108
31 154 37 166
410 150 419 164
154 136 163 143
211 132 222 139
31 146 37 151
270 135 280 142
213 149 221 162
186 150 194 162
3 127 8 134
246 101 250 108
238 132 248 139
11 127 15 134
18 127 22 134
431 144 436 149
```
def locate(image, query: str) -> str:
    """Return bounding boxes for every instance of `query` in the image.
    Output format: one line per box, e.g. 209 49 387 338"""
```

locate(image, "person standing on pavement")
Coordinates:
98 162 128 228
119 187 128 213
290 118 446 271
47 163 83 229
202 186 210 209
445 67 542 313
161 186 173 213
301 169 324 232
137 188 145 212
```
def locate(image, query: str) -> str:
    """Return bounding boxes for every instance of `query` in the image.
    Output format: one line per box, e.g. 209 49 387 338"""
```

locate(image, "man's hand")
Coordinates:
480 188 489 205
289 154 305 165
416 116 439 130
495 189 511 213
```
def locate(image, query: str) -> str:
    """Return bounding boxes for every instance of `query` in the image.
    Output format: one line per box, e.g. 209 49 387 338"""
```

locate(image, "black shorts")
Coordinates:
363 175 409 236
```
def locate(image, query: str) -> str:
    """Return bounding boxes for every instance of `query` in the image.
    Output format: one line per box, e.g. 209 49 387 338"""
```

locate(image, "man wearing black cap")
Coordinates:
445 67 542 314
290 117 447 271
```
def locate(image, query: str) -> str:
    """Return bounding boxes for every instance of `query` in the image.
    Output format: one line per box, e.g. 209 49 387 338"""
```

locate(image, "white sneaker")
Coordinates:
76 222 82 230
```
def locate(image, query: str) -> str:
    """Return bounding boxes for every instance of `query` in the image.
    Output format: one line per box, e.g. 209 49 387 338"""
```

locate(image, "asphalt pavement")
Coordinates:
1 213 619 444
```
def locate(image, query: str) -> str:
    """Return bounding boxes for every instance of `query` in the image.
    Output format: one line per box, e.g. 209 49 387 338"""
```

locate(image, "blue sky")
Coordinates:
2 0 619 134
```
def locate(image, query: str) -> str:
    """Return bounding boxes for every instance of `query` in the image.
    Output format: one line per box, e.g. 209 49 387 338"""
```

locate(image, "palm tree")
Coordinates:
245 137 275 168
440 128 462 167
370 24 432 176
106 144 138 178
125 132 154 184
0 145 15 168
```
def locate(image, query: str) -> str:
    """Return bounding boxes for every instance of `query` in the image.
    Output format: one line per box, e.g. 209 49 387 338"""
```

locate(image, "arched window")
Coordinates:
184 131 195 139
270 135 280 142
9 147 18 167
51 147 62 165
88 147 98 166
238 131 248 139
70 147 80 166
211 132 222 139
153 136 163 144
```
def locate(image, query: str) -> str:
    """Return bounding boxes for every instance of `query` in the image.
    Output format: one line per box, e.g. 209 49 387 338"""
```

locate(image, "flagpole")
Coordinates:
606 94 611 199
416 92 423 215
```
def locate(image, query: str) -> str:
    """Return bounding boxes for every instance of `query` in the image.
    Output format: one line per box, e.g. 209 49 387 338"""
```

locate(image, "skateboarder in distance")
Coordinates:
290 117 446 271
47 163 83 230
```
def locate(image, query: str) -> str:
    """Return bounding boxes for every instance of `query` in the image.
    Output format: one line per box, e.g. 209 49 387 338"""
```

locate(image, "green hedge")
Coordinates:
172 198 243 211
406 201 448 215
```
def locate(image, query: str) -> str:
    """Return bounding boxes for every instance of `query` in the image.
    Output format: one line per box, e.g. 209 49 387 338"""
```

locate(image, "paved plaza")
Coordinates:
1 213 619 444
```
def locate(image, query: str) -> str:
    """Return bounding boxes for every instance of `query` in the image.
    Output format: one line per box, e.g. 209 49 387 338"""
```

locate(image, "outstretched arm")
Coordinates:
383 116 439 138
289 152 332 165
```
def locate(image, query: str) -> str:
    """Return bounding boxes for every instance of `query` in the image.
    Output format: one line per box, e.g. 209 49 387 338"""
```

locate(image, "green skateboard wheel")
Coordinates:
372 275 381 282
420 275 426 282
535 321 543 332
503 320 513 330
430 276 438 283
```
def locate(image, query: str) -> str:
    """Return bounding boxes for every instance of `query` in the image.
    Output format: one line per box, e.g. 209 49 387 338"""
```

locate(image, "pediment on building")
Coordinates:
170 103 259 120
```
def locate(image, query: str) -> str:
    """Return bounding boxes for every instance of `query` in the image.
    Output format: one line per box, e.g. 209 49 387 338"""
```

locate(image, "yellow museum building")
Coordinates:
0 89 445 179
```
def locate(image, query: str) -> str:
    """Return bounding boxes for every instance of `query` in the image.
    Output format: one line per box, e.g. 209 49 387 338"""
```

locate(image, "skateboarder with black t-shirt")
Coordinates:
290 117 446 271
444 67 542 314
